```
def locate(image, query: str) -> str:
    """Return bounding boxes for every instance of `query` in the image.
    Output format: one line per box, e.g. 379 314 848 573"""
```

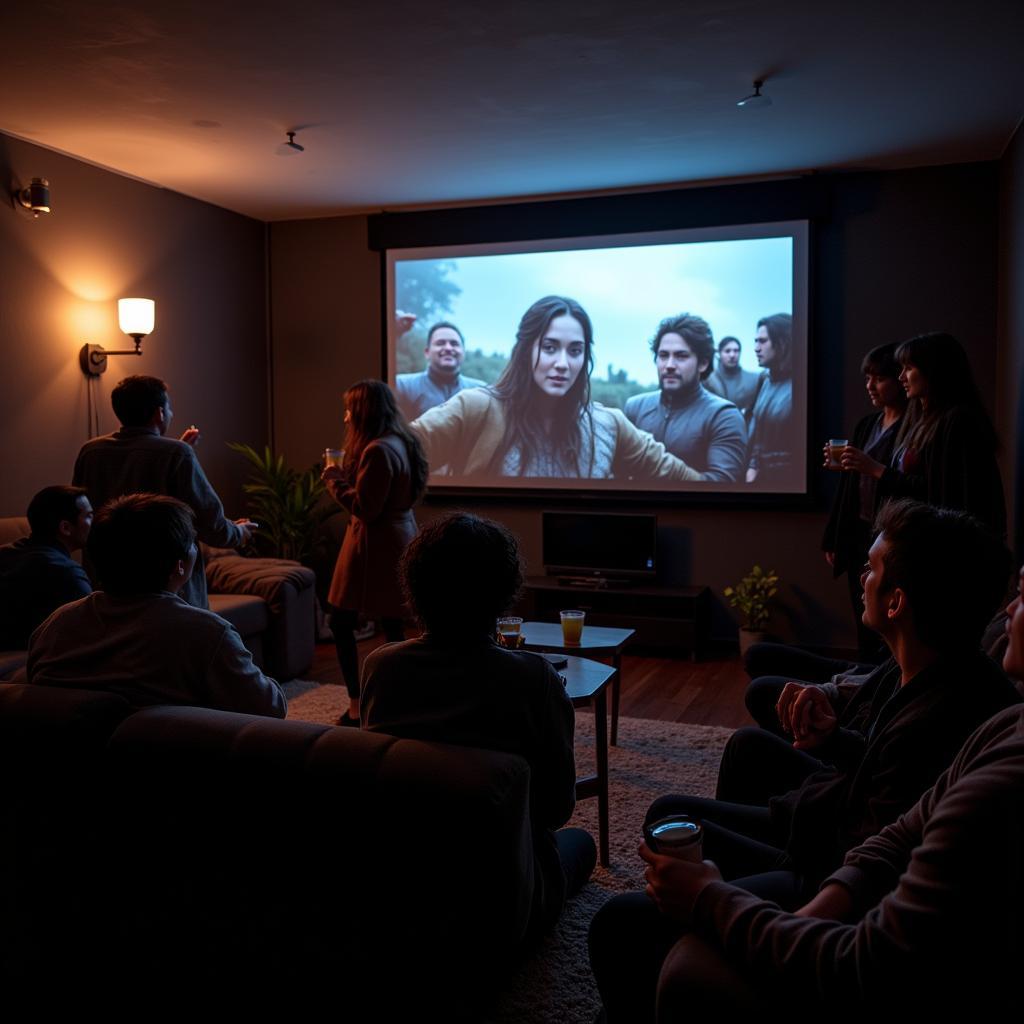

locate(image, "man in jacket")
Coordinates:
624 315 747 482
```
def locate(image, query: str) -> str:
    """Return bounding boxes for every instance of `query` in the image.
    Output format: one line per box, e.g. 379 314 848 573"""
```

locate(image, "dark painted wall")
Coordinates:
271 162 1000 651
0 132 268 515
998 122 1024 565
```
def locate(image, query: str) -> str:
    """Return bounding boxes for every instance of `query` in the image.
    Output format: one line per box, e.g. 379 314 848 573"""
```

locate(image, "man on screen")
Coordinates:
703 336 761 418
624 315 747 482
394 321 486 421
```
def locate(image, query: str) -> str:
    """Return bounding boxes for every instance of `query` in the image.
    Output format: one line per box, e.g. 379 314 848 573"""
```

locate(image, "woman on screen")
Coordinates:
410 295 703 482
746 313 794 484
838 332 1005 536
321 380 428 726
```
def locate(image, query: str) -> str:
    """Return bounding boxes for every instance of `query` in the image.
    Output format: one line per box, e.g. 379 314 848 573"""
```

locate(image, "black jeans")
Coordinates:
329 607 405 699
589 728 825 1024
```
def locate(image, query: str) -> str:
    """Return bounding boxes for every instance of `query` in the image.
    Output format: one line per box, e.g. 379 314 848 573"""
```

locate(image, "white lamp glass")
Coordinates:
118 297 155 338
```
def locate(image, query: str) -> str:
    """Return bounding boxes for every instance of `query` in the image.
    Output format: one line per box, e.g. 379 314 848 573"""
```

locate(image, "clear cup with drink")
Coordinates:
826 438 848 470
496 616 524 649
324 448 344 469
560 609 585 646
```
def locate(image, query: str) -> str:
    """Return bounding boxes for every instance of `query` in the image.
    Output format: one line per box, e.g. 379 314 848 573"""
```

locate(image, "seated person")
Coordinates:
643 559 1024 1015
744 605 1017 733
361 511 596 939
0 485 93 650
588 499 1020 1023
28 493 287 718
742 641 877 735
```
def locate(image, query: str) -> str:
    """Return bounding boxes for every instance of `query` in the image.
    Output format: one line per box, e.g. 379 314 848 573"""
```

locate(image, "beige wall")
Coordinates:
0 132 268 515
268 163 1003 651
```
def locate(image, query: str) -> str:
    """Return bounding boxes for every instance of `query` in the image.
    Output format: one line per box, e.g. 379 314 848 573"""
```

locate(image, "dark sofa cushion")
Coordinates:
100 705 533 1013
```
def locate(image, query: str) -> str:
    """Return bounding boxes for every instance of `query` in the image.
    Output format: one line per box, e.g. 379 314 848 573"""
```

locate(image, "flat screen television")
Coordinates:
542 511 657 582
385 220 809 497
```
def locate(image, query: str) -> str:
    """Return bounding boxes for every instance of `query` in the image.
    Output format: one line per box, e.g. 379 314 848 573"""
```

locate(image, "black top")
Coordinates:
821 410 902 576
0 538 92 649
769 651 1021 881
880 405 1006 537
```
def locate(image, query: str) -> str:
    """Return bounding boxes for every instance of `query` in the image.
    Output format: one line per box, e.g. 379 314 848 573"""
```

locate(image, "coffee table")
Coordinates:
521 621 635 746
561 655 616 868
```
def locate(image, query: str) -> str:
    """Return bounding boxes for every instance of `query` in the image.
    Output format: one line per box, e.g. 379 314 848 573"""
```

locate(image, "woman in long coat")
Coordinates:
322 379 428 725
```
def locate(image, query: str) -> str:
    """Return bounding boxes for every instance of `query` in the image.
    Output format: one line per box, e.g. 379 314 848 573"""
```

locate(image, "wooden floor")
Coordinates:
310 636 754 730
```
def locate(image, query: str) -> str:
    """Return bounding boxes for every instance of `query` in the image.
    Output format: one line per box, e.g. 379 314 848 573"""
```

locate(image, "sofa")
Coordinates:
0 682 533 1016
0 516 316 682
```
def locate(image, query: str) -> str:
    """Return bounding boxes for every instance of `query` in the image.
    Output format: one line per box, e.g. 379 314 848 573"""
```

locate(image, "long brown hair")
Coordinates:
341 380 429 498
893 333 997 454
489 295 595 476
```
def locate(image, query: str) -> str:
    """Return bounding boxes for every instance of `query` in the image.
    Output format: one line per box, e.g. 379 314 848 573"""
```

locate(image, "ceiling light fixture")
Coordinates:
276 130 305 156
737 80 772 109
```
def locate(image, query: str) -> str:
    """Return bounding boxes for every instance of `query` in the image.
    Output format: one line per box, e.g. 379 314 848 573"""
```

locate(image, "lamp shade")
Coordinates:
118 298 155 338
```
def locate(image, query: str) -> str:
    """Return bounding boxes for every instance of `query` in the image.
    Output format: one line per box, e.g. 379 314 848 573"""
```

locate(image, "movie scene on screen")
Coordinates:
386 222 809 496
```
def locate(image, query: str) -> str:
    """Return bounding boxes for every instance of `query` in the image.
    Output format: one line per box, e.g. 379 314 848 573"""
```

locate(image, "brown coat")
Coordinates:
326 434 418 618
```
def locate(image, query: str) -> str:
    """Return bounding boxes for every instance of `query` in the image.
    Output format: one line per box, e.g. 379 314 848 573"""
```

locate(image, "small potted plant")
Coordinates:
724 564 779 654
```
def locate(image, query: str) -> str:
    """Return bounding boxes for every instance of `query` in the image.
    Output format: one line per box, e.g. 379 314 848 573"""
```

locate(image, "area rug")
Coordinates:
283 682 733 1023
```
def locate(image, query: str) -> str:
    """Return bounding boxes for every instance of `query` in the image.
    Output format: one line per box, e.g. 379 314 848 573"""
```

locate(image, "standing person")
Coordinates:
361 512 595 940
410 296 704 482
745 314 795 485
623 315 747 482
839 331 1006 536
72 375 254 609
822 343 907 657
0 486 93 650
394 321 486 421
703 336 760 418
321 379 428 726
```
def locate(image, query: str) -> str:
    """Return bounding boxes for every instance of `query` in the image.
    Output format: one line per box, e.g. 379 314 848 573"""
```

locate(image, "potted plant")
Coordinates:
228 443 327 564
724 564 779 655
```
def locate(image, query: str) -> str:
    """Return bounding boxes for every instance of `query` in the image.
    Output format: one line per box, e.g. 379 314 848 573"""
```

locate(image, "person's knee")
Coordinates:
657 934 762 1016
743 676 788 731
742 642 791 679
723 725 777 762
557 827 596 897
645 793 706 828
588 891 659 968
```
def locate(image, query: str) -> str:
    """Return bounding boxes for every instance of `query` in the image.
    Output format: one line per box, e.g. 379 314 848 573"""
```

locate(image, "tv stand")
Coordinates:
522 576 710 659
557 576 632 589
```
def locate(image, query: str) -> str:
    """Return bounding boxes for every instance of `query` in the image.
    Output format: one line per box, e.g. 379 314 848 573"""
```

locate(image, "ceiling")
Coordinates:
1 1 1022 221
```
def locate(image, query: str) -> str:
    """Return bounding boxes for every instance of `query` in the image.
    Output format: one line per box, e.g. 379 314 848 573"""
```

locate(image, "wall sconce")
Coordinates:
15 177 51 216
80 298 156 376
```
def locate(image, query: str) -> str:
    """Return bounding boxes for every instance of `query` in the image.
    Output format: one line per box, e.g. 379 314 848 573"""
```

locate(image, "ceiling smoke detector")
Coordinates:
276 130 305 156
737 80 772 109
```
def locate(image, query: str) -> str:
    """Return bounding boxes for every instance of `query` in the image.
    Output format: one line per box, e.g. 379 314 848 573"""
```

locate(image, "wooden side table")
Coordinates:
521 621 635 746
561 655 616 868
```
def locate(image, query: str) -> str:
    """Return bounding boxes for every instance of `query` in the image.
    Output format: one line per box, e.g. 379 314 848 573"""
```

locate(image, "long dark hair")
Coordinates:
342 379 429 498
489 295 595 476
894 333 996 453
756 313 793 380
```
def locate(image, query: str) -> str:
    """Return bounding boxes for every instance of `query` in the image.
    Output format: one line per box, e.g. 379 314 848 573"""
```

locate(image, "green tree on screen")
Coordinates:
395 261 462 373
460 349 506 384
